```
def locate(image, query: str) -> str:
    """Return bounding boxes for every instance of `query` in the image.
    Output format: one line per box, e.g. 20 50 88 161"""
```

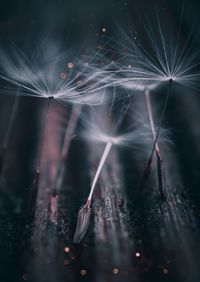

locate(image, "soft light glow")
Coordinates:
67 62 74 69
163 268 168 274
64 247 70 253
113 268 119 274
80 269 87 276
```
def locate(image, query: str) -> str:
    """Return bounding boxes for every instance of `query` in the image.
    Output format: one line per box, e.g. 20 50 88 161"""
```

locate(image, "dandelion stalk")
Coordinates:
73 141 112 243
137 79 172 197
145 89 165 200
29 96 53 220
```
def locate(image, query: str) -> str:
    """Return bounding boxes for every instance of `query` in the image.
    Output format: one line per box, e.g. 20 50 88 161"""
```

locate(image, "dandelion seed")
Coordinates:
73 141 112 244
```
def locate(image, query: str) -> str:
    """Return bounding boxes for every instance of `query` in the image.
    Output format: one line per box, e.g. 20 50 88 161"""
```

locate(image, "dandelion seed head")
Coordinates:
113 12 200 92
0 39 113 105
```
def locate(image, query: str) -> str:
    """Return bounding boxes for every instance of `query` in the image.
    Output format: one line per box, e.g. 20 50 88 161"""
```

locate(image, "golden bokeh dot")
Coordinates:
135 252 141 257
64 247 70 253
80 269 87 276
68 62 74 69
113 268 119 274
